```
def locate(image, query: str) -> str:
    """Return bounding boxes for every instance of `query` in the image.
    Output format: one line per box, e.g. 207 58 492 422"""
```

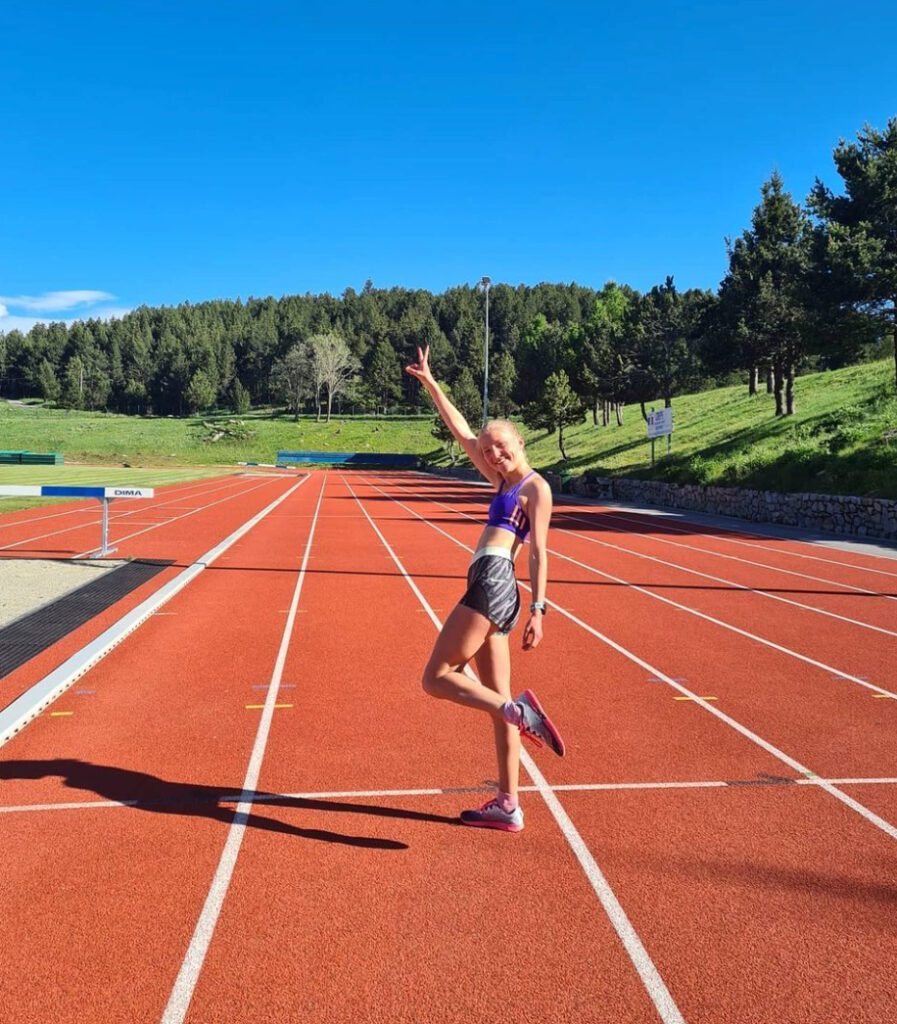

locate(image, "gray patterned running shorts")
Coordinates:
458 549 521 635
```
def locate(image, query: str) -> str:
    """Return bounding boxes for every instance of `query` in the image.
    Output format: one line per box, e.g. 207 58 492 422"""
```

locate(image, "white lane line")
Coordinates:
551 522 897 638
573 503 897 581
555 507 897 606
362 476 897 845
160 473 327 1024
7 776 897 816
344 474 686 1024
0 800 141 813
393 481 897 701
0 476 312 748
545 545 897 699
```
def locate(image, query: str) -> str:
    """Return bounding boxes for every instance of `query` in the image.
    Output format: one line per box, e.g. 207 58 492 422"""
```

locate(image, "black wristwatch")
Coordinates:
530 601 547 615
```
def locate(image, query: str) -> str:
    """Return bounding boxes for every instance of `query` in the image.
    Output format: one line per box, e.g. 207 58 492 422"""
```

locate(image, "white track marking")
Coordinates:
555 508 897 605
361 476 897 844
160 473 326 1024
0 476 263 553
0 476 311 748
344 474 687 1024
7 776 897 816
389 480 897 700
569 503 897 580
0 800 141 813
550 522 897 638
545 546 897 698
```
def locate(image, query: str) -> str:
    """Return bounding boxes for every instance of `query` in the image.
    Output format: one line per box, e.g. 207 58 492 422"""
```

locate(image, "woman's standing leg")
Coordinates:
473 633 520 803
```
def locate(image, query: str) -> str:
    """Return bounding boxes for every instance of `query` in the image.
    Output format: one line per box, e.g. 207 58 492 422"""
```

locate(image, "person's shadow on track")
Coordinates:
0 758 462 849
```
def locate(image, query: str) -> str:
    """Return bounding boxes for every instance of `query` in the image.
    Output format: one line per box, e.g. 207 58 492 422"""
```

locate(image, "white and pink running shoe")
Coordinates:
460 799 525 832
515 689 566 757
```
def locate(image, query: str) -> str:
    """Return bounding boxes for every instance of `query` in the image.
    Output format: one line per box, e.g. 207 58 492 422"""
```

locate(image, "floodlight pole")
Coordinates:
478 276 491 426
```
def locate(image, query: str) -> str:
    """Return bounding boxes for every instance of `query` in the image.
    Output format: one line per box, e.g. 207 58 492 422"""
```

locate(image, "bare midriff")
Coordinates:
477 525 523 556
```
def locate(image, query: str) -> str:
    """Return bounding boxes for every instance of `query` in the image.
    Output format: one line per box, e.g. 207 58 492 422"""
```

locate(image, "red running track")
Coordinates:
1 469 896 1023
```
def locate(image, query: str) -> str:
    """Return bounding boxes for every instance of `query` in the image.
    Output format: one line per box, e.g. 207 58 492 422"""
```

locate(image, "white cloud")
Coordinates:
0 306 133 335
0 290 115 313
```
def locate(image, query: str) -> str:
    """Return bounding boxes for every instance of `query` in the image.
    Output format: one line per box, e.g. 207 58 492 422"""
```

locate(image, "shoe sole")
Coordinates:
459 816 524 833
521 688 566 757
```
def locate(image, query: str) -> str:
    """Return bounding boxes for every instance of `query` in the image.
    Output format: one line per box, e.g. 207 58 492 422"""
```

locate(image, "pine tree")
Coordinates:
365 338 403 414
522 370 583 460
37 359 60 405
810 118 897 390
719 172 813 414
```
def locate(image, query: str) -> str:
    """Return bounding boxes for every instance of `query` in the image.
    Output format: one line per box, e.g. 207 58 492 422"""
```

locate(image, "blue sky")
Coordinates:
2 0 894 332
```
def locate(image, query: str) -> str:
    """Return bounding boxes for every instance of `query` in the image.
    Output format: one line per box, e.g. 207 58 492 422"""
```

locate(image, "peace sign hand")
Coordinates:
404 345 434 385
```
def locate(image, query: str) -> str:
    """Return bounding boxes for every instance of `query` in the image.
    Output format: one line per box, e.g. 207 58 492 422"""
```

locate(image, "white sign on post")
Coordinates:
647 407 673 438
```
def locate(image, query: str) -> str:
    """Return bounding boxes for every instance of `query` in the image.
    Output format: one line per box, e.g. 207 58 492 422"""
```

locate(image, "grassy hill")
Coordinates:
524 358 897 499
1 358 895 500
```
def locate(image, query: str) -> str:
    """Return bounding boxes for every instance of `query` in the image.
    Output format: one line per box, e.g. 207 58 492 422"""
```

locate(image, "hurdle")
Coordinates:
0 485 155 557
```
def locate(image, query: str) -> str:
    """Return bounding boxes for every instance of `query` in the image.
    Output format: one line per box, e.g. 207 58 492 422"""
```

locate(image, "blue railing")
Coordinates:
276 451 419 467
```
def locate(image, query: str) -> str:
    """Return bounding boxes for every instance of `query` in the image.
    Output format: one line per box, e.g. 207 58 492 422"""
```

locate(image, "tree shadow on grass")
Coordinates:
0 758 462 849
553 412 897 500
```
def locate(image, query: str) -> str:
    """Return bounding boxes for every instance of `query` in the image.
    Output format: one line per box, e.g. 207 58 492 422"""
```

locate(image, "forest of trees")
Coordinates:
1 119 894 443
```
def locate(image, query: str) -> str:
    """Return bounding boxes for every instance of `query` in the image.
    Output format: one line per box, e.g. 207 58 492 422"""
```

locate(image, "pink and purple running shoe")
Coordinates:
514 689 566 757
460 799 525 832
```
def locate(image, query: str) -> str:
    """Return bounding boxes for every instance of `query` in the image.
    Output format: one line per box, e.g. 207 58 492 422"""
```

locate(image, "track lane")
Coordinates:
552 510 897 634
561 784 897 1024
0 476 307 713
0 476 324 1024
383 475 897 780
581 504 897 582
180 472 676 1024
544 527 897 686
4 469 896 1023
342 472 897 1023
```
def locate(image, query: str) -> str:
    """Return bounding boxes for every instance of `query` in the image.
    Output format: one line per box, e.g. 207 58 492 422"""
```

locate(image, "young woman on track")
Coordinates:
405 345 565 834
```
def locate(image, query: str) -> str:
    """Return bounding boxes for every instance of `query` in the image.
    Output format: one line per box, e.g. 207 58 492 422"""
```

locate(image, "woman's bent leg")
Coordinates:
473 633 520 801
422 604 508 717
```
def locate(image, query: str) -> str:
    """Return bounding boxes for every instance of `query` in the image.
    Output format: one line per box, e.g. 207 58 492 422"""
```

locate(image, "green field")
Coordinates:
0 404 435 468
1 358 895 503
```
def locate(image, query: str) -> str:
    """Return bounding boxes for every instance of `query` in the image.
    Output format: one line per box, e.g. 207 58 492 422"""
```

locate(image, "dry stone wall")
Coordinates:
570 473 897 541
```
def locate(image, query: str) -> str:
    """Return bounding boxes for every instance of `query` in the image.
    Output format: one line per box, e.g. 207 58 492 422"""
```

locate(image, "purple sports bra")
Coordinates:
486 471 536 542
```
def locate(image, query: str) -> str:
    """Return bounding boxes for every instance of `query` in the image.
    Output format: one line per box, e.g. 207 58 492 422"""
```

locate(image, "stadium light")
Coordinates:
478 276 491 425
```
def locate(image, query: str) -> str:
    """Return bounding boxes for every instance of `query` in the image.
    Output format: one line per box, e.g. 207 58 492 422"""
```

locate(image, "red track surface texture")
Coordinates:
1 470 896 1023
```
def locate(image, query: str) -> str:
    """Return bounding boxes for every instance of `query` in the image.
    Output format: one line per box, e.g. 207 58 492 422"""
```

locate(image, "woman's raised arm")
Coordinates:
405 346 500 486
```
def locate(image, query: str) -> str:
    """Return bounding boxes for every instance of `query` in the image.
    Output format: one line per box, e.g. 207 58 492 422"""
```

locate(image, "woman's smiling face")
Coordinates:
478 423 524 472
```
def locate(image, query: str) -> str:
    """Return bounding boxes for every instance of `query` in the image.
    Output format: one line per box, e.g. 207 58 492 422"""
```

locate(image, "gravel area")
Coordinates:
0 559 123 629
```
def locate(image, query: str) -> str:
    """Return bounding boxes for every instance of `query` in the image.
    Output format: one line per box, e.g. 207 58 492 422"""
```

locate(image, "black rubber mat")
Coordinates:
0 559 173 678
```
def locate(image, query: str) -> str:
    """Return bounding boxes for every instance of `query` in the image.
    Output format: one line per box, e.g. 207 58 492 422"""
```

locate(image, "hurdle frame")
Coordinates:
0 485 156 557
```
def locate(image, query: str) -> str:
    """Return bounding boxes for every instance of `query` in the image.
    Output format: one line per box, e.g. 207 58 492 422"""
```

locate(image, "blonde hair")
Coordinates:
478 419 524 444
